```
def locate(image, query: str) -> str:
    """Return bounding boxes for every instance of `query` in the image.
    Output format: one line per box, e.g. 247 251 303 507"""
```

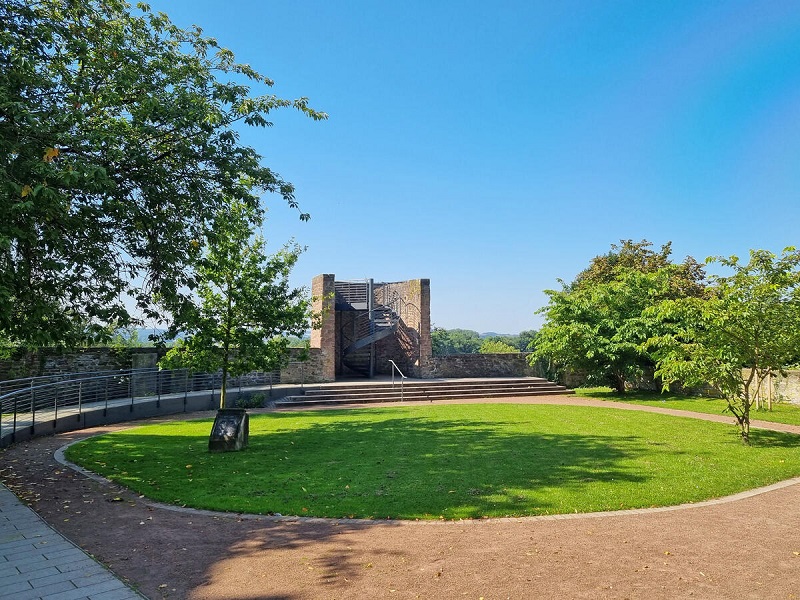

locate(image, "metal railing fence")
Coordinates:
0 368 283 447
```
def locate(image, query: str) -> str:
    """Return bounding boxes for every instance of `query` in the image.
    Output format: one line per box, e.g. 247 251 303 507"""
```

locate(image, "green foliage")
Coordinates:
0 0 325 347
517 329 538 352
235 393 266 409
285 335 310 348
160 201 311 408
431 328 482 355
646 248 800 443
65 404 800 519
574 239 706 296
533 240 705 393
478 339 519 354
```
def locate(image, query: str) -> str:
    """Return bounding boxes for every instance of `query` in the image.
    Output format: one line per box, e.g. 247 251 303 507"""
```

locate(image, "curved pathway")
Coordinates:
1 397 799 599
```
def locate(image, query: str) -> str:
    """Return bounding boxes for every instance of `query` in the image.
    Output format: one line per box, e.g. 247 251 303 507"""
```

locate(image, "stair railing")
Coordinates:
388 360 406 402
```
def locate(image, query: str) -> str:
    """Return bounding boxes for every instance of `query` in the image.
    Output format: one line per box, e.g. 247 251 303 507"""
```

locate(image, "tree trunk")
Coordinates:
610 373 626 394
219 361 228 409
219 277 234 410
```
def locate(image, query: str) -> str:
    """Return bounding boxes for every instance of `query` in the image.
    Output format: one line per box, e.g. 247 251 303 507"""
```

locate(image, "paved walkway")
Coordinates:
0 483 142 600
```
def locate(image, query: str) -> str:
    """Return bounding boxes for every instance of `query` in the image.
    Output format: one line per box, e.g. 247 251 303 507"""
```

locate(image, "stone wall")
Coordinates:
423 353 545 379
757 370 800 405
0 347 162 381
280 348 329 384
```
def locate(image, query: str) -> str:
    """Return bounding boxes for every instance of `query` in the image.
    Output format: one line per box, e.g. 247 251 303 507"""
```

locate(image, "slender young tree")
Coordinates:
646 248 800 443
161 201 312 409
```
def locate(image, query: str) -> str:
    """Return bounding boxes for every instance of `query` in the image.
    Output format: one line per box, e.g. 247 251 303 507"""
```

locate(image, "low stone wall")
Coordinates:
280 348 329 384
0 347 161 380
424 353 544 379
770 370 800 405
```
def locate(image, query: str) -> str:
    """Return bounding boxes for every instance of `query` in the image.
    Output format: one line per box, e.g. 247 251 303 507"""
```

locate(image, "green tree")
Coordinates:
574 239 705 297
1 0 325 347
515 330 538 352
431 328 482 355
532 240 706 393
646 248 800 443
479 339 519 354
160 201 311 408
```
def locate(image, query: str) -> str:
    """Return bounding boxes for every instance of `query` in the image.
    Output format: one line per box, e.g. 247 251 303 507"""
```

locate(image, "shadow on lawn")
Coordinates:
74 408 656 520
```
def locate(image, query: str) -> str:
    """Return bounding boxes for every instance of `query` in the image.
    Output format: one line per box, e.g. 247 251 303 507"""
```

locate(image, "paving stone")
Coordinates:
3 563 59 582
0 577 34 598
10 578 78 600
0 484 141 600
58 557 106 573
0 563 21 578
40 577 126 600
30 567 86 588
90 588 144 600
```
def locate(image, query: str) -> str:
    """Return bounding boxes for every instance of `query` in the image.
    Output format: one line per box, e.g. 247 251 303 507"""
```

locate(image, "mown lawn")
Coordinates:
67 404 800 519
65 404 800 520
574 387 800 426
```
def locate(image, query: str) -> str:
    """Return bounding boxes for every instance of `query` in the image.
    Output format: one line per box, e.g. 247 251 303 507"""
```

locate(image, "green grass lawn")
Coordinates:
65 404 800 520
574 387 800 426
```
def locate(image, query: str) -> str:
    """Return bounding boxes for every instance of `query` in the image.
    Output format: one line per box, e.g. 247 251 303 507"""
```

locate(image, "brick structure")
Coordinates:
309 275 431 379
310 274 336 381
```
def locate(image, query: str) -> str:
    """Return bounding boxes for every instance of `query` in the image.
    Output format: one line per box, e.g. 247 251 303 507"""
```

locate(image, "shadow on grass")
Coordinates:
71 409 654 520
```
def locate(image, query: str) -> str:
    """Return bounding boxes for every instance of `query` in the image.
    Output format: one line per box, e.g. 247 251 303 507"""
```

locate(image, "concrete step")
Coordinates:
274 378 572 408
299 377 555 394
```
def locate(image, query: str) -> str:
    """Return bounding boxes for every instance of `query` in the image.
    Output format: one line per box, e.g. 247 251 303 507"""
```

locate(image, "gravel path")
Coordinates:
1 397 799 600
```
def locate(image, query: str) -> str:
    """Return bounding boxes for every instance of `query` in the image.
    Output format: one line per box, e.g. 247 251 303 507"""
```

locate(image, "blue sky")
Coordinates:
160 0 800 333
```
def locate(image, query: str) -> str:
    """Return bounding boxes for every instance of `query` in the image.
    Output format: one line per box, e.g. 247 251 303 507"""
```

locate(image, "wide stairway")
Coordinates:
274 377 573 408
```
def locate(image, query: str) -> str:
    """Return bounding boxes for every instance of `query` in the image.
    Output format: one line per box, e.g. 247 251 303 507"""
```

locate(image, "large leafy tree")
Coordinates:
646 248 800 443
161 201 311 409
532 240 706 393
1 0 325 347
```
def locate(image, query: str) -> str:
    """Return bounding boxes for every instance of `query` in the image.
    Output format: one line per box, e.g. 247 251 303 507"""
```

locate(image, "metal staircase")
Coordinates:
341 306 400 376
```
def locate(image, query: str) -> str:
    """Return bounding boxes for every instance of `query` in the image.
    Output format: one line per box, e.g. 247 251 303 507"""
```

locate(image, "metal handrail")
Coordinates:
0 367 288 447
388 360 406 402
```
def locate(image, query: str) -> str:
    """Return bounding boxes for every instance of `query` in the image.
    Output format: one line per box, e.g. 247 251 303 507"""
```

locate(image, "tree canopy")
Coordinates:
431 328 483 356
1 0 325 347
478 339 519 354
533 240 706 393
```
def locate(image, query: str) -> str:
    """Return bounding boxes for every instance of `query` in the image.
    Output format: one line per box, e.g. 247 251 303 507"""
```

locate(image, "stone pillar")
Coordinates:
310 274 336 381
418 278 432 373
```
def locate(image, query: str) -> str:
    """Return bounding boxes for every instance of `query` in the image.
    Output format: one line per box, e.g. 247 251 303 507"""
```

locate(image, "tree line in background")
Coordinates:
431 328 537 356
532 239 800 443
1 0 326 406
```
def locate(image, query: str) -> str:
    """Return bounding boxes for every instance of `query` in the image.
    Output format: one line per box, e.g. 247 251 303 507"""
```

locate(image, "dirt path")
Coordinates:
2 398 799 600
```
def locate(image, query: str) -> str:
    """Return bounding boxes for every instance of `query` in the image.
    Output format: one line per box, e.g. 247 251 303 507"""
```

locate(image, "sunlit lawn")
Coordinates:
64 404 800 520
574 387 800 426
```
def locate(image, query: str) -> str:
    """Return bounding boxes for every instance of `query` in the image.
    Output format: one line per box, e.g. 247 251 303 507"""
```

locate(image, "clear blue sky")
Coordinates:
159 0 800 334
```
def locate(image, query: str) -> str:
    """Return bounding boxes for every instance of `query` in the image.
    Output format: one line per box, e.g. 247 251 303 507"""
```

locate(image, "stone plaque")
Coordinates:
208 408 249 452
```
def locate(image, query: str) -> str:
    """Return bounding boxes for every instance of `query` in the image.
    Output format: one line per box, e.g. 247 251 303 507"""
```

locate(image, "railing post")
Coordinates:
184 370 188 411
30 384 35 434
104 377 109 416
77 382 82 422
157 370 161 408
12 395 17 443
53 384 58 428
